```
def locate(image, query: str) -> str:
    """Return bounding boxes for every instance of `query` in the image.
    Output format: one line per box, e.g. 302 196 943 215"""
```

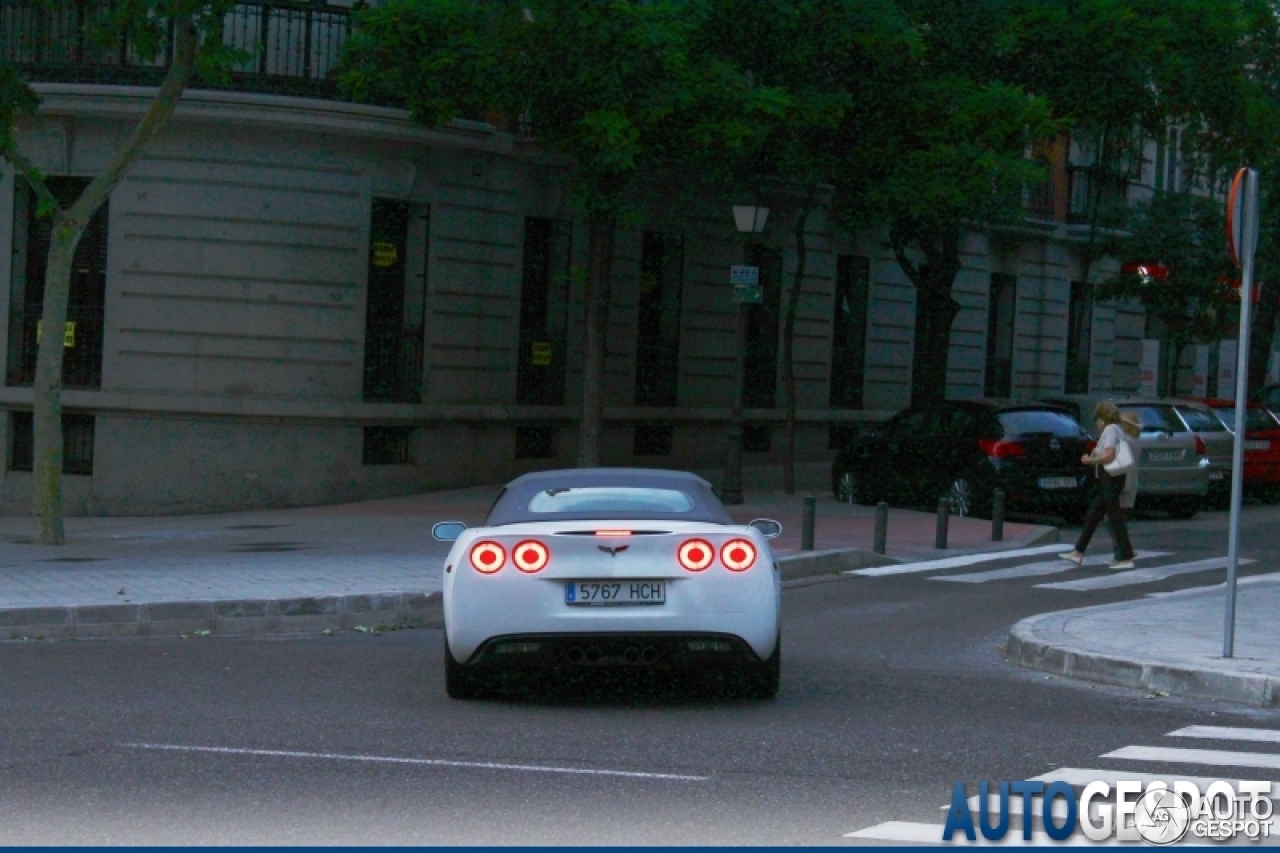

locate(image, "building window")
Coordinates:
985 273 1017 398
633 424 673 456
1065 280 1093 394
743 245 783 409
830 254 870 409
516 218 572 406
9 411 95 475
6 177 107 389
514 425 556 459
362 426 410 465
743 424 771 453
634 231 684 407
363 199 426 403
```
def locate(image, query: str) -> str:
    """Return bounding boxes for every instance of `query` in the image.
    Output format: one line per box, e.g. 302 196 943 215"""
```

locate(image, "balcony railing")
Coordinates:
1023 178 1055 221
362 323 424 403
5 304 104 389
1 0 358 101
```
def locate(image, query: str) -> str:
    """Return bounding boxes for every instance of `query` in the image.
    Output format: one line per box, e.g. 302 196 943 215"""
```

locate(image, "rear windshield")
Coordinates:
1119 405 1185 434
527 487 695 515
1175 406 1229 433
997 409 1085 437
1212 406 1280 433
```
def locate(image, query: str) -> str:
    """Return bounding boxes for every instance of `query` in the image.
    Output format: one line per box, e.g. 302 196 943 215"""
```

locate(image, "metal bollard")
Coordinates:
935 497 951 549
874 501 888 555
991 489 1005 542
801 496 816 551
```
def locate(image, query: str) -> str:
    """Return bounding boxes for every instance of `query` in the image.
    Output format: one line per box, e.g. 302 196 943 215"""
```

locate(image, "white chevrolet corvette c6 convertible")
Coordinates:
432 468 782 699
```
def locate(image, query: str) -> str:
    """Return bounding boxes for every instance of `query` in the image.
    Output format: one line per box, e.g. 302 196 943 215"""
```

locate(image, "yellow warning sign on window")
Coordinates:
35 321 76 348
373 241 399 267
531 341 552 366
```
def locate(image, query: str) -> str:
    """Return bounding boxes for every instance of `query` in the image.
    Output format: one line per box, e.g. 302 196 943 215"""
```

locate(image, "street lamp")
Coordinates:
720 203 769 505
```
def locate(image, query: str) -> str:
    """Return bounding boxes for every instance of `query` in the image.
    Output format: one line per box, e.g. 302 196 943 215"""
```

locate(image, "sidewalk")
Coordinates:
0 482 1053 640
1008 575 1280 708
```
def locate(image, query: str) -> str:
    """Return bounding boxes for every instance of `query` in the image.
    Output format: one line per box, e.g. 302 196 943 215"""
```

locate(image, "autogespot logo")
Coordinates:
942 780 1274 844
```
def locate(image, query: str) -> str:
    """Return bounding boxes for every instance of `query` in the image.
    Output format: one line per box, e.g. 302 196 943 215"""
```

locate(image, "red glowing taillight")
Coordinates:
978 438 1027 458
720 539 757 572
512 540 549 573
1195 436 1208 457
1085 440 1097 454
677 539 714 572
469 541 506 574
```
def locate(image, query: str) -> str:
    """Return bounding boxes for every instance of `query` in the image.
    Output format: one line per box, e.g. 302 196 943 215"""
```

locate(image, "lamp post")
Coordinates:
720 203 769 505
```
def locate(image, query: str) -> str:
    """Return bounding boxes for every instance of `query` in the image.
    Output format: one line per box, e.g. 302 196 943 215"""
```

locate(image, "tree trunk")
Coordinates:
892 227 962 406
576 211 615 467
782 184 817 496
30 14 198 544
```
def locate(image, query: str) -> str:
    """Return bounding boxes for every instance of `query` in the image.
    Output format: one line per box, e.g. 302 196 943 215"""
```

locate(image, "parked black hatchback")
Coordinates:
831 401 1094 521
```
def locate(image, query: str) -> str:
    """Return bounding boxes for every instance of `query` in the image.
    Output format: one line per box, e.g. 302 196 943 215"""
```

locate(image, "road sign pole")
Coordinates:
1224 167 1259 659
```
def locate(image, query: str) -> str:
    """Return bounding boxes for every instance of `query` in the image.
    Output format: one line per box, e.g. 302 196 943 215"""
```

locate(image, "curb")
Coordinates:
776 547 896 580
0 591 443 641
1006 612 1280 708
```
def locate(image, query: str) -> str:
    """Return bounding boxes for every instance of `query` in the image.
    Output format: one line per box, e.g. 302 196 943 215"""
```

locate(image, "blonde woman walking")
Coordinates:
1061 402 1141 570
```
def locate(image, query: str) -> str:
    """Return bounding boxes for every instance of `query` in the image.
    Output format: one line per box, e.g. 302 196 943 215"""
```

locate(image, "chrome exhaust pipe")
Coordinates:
584 646 602 664
566 647 584 664
640 646 659 664
623 647 640 664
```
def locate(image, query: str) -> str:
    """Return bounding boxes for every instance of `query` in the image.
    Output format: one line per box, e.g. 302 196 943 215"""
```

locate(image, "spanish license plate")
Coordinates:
1146 450 1185 462
565 580 666 606
1210 471 1227 481
1245 440 1271 451
1038 477 1077 490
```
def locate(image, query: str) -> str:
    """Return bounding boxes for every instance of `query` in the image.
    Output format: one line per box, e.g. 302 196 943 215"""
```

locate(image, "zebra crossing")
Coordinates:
846 547 1264 592
844 723 1280 845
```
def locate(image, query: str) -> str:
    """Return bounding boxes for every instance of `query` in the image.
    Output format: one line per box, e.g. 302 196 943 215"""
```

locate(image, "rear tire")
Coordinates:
1165 497 1200 520
444 636 486 700
834 469 864 505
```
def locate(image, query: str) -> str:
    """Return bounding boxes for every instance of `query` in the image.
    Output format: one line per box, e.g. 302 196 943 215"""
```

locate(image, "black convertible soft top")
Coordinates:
484 468 733 526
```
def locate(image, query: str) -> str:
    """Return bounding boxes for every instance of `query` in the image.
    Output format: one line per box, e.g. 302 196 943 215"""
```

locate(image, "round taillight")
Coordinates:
512 540 549 573
469 541 505 574
720 539 757 572
677 539 714 572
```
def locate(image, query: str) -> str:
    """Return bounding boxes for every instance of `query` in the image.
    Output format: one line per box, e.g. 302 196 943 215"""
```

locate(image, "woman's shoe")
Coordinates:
1060 551 1085 566
1108 559 1135 570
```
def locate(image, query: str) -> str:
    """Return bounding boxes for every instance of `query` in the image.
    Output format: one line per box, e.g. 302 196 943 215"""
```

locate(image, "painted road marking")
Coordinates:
1035 557 1255 591
849 545 1065 577
931 551 1166 584
121 743 708 781
1101 745 1280 771
1168 726 1280 744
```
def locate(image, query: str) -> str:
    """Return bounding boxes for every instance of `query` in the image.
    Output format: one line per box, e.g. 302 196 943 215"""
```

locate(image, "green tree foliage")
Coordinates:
1 0 243 543
1096 192 1240 395
341 0 783 466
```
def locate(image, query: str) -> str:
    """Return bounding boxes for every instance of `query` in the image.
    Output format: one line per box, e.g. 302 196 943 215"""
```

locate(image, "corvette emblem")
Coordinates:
597 545 629 557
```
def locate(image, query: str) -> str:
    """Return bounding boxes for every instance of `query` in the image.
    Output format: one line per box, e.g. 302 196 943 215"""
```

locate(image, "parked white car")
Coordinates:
433 468 782 700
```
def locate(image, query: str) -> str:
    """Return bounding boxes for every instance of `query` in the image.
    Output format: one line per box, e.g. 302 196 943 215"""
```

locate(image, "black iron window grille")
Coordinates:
362 426 410 465
9 411 95 475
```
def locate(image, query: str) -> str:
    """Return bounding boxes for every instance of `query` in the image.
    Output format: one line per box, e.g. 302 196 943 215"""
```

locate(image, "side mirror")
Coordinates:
749 518 783 539
432 521 467 542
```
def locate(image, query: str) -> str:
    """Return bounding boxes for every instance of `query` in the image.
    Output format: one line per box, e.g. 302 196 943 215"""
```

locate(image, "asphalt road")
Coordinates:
2 506 1279 845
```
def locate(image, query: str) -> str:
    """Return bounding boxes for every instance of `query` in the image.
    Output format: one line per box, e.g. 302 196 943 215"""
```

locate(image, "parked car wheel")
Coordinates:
948 477 983 518
1164 497 1200 520
444 636 486 700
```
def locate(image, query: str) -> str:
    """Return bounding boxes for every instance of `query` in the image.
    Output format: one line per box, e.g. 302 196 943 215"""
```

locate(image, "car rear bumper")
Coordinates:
454 631 772 670
1136 465 1210 496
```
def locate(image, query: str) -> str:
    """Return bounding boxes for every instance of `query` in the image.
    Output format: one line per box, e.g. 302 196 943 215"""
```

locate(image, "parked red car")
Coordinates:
1193 397 1280 496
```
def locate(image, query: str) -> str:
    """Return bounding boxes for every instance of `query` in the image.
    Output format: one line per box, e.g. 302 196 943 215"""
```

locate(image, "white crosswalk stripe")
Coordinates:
1035 557 1256 591
1168 726 1280 744
844 724 1280 845
930 551 1166 584
847 544 1066 577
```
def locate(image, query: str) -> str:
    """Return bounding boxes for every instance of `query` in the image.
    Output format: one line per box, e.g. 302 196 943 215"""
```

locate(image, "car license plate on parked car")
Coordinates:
1210 471 1227 480
1146 450 1185 462
1038 477 1077 490
565 581 666 606
1245 440 1271 451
